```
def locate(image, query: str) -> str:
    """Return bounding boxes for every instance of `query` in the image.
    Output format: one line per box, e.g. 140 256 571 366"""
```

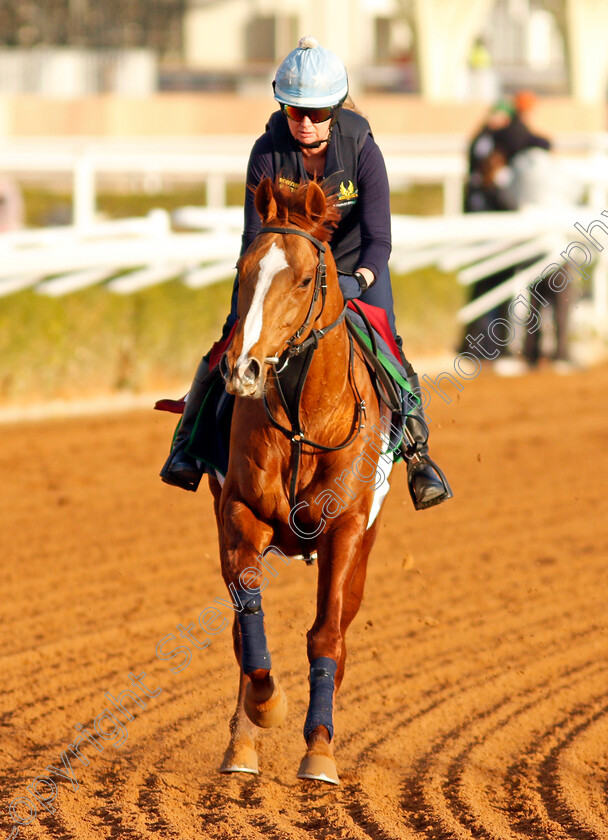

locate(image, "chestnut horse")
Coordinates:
210 178 396 785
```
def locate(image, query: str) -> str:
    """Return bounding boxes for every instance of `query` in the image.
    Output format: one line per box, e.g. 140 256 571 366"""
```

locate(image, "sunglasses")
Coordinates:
281 104 335 124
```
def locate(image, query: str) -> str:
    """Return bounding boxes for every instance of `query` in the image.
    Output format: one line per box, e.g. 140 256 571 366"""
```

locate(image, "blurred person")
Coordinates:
503 146 581 372
460 102 517 360
491 100 576 371
522 265 574 371
493 89 551 163
461 100 578 372
467 37 498 102
464 99 515 212
468 37 491 71
160 36 452 510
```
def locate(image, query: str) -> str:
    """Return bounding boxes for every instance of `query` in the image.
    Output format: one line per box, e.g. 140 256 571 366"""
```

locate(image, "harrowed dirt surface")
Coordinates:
1 363 607 840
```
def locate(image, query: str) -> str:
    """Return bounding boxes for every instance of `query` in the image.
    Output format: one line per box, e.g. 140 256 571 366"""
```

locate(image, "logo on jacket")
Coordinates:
279 176 299 192
338 180 358 202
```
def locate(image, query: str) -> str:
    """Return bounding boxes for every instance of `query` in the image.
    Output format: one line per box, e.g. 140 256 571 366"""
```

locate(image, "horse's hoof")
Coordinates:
219 740 259 775
297 752 339 785
244 676 288 728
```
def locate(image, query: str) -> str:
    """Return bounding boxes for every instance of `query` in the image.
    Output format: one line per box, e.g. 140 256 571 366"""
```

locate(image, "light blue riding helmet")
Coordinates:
273 36 348 108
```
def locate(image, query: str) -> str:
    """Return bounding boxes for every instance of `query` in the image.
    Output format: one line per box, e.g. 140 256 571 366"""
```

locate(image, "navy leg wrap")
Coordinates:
236 589 271 674
303 656 337 741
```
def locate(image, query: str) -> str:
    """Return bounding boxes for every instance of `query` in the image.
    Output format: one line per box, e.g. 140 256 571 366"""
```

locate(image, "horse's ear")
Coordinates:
304 181 326 223
255 178 278 223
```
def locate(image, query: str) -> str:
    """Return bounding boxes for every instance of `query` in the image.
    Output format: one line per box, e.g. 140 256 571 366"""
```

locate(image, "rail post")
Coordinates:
73 149 96 229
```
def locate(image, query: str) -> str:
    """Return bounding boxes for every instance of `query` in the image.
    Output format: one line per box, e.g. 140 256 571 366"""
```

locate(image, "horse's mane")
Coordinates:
261 178 341 243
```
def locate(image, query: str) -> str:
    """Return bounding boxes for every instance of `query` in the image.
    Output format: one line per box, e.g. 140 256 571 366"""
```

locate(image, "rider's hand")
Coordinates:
338 274 363 300
338 271 370 301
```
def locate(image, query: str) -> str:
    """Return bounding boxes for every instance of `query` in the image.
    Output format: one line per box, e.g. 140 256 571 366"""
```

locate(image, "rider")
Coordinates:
161 36 452 511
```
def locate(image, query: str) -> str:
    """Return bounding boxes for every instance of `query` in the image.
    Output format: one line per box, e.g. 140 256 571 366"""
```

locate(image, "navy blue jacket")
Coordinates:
241 108 392 278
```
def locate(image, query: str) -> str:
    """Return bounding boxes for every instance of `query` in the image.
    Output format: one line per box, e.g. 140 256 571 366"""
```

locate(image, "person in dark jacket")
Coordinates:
160 36 452 510
464 99 515 213
460 93 552 360
493 89 551 163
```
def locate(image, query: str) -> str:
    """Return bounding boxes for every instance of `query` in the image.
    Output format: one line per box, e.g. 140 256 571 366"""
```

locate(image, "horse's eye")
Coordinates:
299 276 313 289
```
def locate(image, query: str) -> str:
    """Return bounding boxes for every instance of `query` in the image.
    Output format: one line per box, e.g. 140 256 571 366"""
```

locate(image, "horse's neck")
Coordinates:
296 319 354 430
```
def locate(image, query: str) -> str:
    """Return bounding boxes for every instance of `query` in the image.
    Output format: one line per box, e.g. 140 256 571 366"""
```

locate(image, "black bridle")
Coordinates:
258 225 346 358
255 225 366 518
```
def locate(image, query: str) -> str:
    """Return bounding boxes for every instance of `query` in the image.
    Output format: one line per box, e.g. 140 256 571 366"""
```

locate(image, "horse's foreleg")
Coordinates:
237 597 288 730
220 618 263 774
335 517 380 687
221 499 288 732
298 516 381 785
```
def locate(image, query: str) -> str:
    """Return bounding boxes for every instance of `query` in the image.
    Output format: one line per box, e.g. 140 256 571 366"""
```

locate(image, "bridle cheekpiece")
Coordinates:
258 225 344 360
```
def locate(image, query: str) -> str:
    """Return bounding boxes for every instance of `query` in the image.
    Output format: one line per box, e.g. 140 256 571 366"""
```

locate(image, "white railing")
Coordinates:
3 133 608 222
0 210 240 298
391 207 608 333
1 205 606 339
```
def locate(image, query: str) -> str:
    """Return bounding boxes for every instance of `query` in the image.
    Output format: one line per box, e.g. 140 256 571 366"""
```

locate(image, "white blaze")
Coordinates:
239 241 288 363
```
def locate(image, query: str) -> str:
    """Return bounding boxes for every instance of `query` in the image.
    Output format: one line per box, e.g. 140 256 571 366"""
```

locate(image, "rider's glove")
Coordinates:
338 271 369 301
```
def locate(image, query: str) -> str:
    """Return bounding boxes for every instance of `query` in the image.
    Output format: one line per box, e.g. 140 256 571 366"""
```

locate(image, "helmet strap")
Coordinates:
297 137 330 150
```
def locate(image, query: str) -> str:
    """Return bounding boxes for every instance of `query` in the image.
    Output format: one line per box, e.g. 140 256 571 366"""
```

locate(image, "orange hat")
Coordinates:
515 90 537 113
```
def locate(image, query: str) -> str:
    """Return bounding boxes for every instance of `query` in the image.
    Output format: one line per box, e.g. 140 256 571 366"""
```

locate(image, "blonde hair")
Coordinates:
342 94 363 114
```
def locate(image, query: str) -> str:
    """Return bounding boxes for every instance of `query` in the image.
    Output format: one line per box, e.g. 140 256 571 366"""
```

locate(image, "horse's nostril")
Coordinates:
219 353 230 381
242 357 261 384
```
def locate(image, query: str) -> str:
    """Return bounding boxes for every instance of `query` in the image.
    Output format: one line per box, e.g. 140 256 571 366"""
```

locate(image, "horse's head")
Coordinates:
222 178 339 398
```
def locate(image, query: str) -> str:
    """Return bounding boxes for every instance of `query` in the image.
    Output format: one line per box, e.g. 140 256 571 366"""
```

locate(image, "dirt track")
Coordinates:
1 363 607 840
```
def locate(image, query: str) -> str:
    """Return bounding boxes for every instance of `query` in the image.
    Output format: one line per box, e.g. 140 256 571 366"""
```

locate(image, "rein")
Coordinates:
257 225 366 511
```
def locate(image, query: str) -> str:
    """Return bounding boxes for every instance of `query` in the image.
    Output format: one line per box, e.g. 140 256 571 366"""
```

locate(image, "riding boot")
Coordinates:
401 373 453 511
160 355 210 491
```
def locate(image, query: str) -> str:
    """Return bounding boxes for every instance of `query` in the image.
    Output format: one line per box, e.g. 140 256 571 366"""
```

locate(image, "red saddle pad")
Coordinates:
347 300 401 361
